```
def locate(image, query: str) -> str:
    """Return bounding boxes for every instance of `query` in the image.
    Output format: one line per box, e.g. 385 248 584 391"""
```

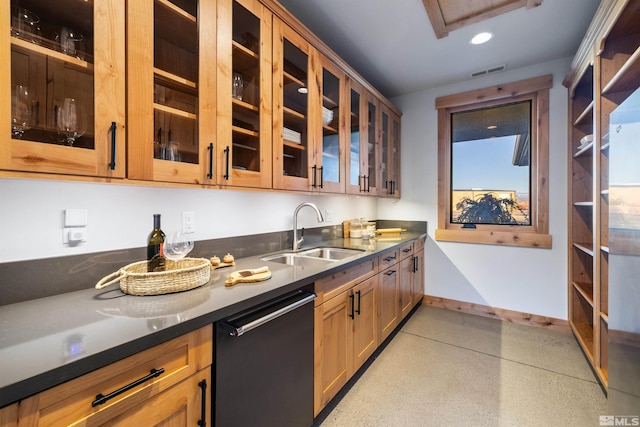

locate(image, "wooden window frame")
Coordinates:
435 75 553 248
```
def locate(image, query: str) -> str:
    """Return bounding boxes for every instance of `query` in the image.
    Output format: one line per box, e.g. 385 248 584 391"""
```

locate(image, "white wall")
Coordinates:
0 179 377 262
378 57 571 320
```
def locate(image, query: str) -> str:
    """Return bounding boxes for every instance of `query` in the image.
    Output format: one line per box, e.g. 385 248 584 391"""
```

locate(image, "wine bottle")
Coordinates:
147 214 166 272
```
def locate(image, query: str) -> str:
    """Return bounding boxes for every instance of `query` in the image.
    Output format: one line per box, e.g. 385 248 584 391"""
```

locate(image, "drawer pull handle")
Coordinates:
198 379 207 427
349 293 355 319
402 248 411 253
385 269 397 276
91 368 165 407
383 255 397 262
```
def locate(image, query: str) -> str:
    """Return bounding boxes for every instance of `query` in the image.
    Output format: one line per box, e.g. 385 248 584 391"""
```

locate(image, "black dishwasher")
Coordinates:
215 287 316 427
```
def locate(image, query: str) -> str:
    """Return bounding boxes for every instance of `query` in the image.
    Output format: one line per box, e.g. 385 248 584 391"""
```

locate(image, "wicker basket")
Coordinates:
95 258 211 296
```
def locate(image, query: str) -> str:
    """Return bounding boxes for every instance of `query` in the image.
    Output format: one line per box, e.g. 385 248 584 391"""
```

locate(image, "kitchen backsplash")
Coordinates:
0 221 426 306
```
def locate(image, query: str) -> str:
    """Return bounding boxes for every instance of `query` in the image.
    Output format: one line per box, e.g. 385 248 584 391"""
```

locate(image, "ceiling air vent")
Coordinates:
470 64 506 78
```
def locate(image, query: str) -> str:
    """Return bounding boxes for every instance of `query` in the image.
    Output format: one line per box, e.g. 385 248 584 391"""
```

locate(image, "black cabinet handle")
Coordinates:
356 290 361 315
223 146 230 180
349 294 355 319
311 165 317 188
207 143 214 179
364 175 370 192
319 166 324 189
385 269 397 276
92 368 164 407
108 121 117 170
198 379 207 427
383 254 397 262
402 247 412 253
358 175 363 192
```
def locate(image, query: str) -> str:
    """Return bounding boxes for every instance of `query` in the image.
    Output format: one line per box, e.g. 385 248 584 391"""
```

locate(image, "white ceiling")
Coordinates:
276 0 601 98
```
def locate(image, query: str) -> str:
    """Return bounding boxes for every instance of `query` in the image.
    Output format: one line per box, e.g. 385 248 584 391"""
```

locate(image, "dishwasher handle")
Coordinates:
219 290 316 337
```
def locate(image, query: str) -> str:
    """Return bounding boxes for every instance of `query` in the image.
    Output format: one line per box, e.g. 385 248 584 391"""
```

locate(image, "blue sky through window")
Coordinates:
452 135 530 195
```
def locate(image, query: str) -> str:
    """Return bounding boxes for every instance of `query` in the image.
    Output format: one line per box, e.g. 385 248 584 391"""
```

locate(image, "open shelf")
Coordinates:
573 100 594 126
602 46 640 95
11 37 93 71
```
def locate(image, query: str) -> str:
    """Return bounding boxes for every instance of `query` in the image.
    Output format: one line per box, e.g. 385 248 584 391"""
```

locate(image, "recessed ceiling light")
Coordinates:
470 32 493 45
487 125 497 130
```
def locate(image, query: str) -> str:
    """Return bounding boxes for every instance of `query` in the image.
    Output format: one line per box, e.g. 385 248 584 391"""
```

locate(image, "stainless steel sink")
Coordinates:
260 247 364 266
298 247 364 260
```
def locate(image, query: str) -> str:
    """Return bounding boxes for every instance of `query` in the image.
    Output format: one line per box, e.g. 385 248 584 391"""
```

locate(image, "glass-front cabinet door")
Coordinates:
217 0 272 188
273 19 313 191
314 54 345 193
127 0 216 184
365 94 380 195
346 77 366 194
380 104 400 198
2 0 125 177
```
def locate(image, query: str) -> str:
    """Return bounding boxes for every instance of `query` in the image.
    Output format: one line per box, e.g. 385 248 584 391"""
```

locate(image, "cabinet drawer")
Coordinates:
398 243 414 260
378 249 400 270
413 238 425 252
315 258 378 306
18 325 212 426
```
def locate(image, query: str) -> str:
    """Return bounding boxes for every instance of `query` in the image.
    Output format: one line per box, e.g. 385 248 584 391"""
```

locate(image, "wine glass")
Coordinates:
12 85 32 139
164 232 194 269
57 98 86 145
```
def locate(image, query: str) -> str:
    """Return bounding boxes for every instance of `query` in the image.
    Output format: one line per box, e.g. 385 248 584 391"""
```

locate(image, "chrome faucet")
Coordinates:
293 202 324 251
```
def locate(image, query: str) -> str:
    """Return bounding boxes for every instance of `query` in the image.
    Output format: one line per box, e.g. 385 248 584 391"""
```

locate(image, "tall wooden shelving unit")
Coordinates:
565 0 640 390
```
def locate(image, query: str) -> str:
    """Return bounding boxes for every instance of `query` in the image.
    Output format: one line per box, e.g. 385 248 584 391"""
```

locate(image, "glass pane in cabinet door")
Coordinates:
367 100 377 188
282 39 308 179
153 0 199 164
381 111 389 190
392 118 400 185
322 68 340 185
350 89 361 186
10 0 95 149
231 1 261 172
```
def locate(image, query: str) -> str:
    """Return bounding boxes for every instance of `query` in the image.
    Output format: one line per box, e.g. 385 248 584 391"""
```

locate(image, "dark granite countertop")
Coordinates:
0 233 425 408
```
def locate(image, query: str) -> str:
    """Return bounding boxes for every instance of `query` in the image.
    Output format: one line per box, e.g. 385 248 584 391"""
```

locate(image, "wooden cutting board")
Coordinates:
375 228 407 235
225 269 272 287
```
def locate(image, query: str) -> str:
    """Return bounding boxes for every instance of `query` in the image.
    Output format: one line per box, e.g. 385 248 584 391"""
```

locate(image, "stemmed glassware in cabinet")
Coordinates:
57 98 86 146
12 85 32 139
164 232 194 269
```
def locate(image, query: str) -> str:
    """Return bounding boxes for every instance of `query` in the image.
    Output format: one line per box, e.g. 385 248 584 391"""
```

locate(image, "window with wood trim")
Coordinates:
435 75 552 248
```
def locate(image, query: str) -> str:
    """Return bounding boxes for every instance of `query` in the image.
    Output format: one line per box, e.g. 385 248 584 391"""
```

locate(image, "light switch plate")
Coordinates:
65 209 88 227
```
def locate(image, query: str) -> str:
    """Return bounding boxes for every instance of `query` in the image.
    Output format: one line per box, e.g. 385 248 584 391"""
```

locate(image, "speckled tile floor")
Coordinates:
319 305 607 427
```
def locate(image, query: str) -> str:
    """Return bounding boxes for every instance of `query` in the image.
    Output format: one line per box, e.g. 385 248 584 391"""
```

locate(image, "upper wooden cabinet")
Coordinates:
273 19 313 191
216 0 273 189
313 53 347 193
380 105 401 198
272 21 349 193
1 0 400 196
1 0 125 177
126 0 216 185
345 78 366 194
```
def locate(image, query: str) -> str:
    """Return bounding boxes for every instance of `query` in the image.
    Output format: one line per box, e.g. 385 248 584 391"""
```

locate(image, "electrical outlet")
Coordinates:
182 211 195 233
325 209 335 222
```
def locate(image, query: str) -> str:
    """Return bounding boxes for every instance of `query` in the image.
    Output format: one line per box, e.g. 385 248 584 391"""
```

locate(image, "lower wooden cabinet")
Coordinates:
413 248 425 305
313 275 379 416
12 325 212 426
0 403 17 427
378 264 400 343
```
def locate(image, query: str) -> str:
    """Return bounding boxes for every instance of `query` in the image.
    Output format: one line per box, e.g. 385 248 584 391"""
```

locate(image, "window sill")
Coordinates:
435 228 552 249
